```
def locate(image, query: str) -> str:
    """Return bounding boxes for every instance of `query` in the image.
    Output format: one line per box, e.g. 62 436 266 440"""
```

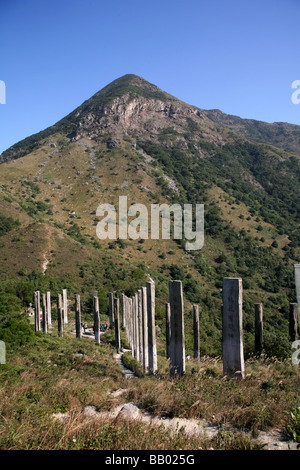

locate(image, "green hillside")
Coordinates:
0 74 299 358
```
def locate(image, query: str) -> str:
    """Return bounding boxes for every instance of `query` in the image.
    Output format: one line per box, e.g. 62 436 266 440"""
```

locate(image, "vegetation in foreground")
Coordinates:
0 318 299 451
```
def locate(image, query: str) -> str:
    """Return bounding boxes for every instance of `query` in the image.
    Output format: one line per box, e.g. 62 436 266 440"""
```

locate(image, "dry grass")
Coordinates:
0 329 299 450
127 355 300 433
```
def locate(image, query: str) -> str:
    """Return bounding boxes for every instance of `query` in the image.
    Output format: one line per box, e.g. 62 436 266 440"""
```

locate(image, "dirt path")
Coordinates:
64 332 298 450
112 351 298 450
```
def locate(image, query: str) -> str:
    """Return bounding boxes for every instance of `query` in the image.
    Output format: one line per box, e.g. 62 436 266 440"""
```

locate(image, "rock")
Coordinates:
110 388 129 398
118 403 141 419
107 137 121 149
83 406 99 418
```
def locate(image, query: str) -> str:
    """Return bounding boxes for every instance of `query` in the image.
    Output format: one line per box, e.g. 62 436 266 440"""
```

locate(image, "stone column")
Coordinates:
57 294 63 337
131 296 136 357
134 293 140 362
46 291 52 327
62 289 68 325
168 280 185 376
289 303 298 342
42 293 47 333
193 304 200 360
94 295 100 344
125 296 130 344
128 297 133 352
295 265 300 335
254 303 263 357
114 296 121 353
138 289 143 365
121 293 126 328
147 281 157 374
34 291 41 332
75 294 81 339
222 277 245 379
165 303 171 360
142 286 149 373
109 292 114 326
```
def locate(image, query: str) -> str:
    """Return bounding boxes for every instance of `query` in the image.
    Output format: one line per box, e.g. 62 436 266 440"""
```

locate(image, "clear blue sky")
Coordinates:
1 0 300 154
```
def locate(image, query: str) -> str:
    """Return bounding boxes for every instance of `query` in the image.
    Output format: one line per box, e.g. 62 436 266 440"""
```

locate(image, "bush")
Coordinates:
122 351 143 377
0 317 35 347
0 292 35 348
286 406 300 443
263 331 291 359
0 215 20 236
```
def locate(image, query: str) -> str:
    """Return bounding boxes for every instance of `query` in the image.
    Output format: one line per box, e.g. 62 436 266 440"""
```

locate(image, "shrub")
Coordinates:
286 406 300 443
263 331 291 359
0 292 35 348
0 215 20 236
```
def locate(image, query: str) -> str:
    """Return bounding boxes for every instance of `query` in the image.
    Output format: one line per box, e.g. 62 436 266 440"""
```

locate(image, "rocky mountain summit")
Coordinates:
1 75 227 162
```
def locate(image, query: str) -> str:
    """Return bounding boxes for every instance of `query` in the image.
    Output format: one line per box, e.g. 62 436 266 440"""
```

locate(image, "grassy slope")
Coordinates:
0 318 299 450
0 127 298 357
0 105 299 449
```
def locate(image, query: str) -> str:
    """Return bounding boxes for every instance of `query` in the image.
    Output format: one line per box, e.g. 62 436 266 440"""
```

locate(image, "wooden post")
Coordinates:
75 294 81 339
147 281 157 374
46 291 52 327
142 287 149 373
193 304 200 360
114 296 121 353
289 303 298 342
109 292 114 326
168 280 185 376
94 295 100 345
34 291 41 332
165 303 171 360
254 303 263 357
42 293 47 333
57 294 63 337
62 289 68 325
222 278 245 379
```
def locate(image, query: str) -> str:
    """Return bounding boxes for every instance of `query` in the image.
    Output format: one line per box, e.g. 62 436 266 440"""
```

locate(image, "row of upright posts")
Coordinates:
34 290 53 333
33 265 300 379
114 282 157 374
34 289 68 336
166 276 299 378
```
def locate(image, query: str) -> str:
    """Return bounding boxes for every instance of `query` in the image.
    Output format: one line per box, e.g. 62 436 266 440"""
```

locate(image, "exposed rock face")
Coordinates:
62 75 221 150
0 74 226 163
70 94 199 141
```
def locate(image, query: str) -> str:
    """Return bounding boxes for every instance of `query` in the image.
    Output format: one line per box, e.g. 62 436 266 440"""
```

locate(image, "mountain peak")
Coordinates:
54 74 186 143
83 74 177 108
0 74 183 161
